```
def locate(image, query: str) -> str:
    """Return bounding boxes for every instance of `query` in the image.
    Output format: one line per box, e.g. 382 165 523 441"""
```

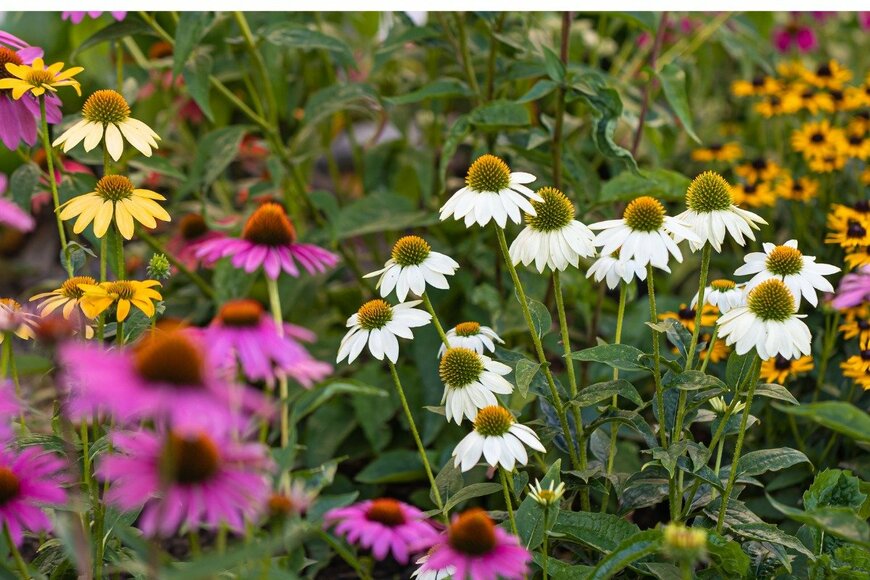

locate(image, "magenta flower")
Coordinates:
0 32 62 150
832 266 870 310
195 202 338 280
860 13 870 30
0 381 20 441
99 425 273 536
773 22 817 53
61 12 126 24
0 196 34 233
60 326 272 427
0 446 68 546
421 508 531 580
325 498 440 564
203 299 332 387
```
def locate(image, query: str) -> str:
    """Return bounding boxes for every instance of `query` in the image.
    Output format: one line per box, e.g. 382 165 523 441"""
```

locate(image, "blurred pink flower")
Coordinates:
61 12 126 24
0 446 68 546
832 266 870 310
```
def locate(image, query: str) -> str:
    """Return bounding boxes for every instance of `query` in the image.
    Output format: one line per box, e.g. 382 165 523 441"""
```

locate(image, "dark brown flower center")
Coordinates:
242 203 296 246
365 498 406 527
217 299 264 327
448 509 496 556
0 48 23 84
751 158 767 170
162 432 220 485
455 321 481 337
179 213 209 241
133 330 205 387
61 276 96 299
0 467 21 505
751 76 764 87
678 306 695 321
774 355 792 370
847 220 867 239
810 132 825 143
268 494 295 518
817 64 832 77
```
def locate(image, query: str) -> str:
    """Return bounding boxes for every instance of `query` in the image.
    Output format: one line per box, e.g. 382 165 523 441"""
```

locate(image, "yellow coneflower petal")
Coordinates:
3 62 28 77
105 123 124 161
118 120 154 156
121 197 156 229
132 197 171 222
0 79 18 91
131 189 166 201
53 118 89 150
93 201 114 238
116 299 131 321
130 298 156 317
80 296 113 319
82 122 104 152
59 191 101 216
55 66 84 80
11 83 30 100
114 201 135 239
62 299 77 319
73 200 102 234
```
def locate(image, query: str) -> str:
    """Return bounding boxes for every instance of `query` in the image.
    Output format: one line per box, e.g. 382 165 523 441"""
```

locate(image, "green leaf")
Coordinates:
173 12 213 77
655 63 701 143
532 554 593 579
331 192 435 240
573 379 643 408
296 380 387 421
542 46 566 82
128 156 186 181
260 22 355 68
527 298 552 338
385 78 472 105
515 460 560 550
571 77 638 172
804 469 868 511
9 162 40 210
469 100 531 128
736 448 812 478
356 449 434 484
754 383 800 406
599 169 691 203
570 344 649 373
443 483 502 512
726 351 756 391
514 359 541 399
706 530 751 576
438 114 470 186
302 83 379 129
774 402 870 443
431 461 463 508
183 125 247 195
669 370 725 391
767 493 870 547
182 52 214 122
71 17 155 57
731 522 816 559
588 529 662 579
553 510 642 554
517 79 559 103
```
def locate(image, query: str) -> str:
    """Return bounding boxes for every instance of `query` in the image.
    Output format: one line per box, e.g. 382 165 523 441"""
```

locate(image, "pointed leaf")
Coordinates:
655 62 701 143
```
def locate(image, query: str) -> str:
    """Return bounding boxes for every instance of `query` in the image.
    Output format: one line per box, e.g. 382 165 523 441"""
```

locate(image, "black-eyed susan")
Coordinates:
826 217 870 249
841 350 870 380
825 88 856 113
736 158 782 183
58 175 170 239
843 130 870 161
731 75 780 97
659 303 719 332
755 92 800 118
808 151 847 174
53 89 160 161
776 60 807 80
29 276 96 318
844 74 870 109
800 60 852 90
731 180 776 208
775 175 819 202
690 142 742 163
78 280 162 322
698 334 729 364
760 354 814 384
849 112 870 136
838 305 870 345
0 57 82 99
791 120 847 160
791 84 834 114
845 246 870 271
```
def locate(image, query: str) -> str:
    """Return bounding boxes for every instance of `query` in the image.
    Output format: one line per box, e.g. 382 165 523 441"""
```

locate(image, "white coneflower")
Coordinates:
691 279 745 314
717 279 811 360
363 235 459 302
52 89 160 161
673 171 767 253
439 347 513 424
439 154 542 228
528 479 566 507
709 396 746 415
452 405 545 472
509 187 596 272
438 322 503 358
585 252 647 289
411 551 454 580
589 196 699 272
734 239 840 307
336 299 431 364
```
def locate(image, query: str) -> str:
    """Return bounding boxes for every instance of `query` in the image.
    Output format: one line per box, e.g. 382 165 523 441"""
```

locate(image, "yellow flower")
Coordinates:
775 175 818 202
0 57 82 99
791 120 847 161
731 180 776 208
839 305 870 345
736 158 781 183
698 334 729 364
731 75 780 97
800 60 852 90
754 92 800 118
826 207 870 249
78 280 162 322
776 60 807 80
0 298 35 343
845 246 870 271
826 88 857 113
848 113 869 137
807 152 847 174
841 352 870 384
691 142 742 163
760 355 813 385
791 84 834 115
659 303 719 332
843 74 870 109
29 276 96 318
58 175 170 239
843 130 870 161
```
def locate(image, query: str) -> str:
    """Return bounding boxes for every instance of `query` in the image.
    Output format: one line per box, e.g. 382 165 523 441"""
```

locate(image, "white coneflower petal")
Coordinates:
337 299 431 364
440 347 514 424
364 235 459 303
452 406 544 472
586 253 647 289
691 279 746 313
438 322 503 357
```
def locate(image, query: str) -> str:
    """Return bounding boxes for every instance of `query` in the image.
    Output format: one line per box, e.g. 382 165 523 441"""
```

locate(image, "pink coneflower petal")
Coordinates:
0 446 68 546
0 197 35 233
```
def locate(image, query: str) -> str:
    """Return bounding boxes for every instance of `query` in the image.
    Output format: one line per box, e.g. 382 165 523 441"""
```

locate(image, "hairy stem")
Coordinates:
39 95 72 277
422 292 450 348
600 282 627 512
265 277 290 448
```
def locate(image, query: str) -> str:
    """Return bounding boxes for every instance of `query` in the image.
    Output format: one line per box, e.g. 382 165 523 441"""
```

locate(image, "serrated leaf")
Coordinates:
573 379 643 408
656 62 701 143
754 383 800 406
260 22 355 68
706 530 750 576
553 510 642 553
385 78 472 105
443 482 502 512
774 402 870 443
514 359 541 399
804 469 867 511
570 344 650 373
173 12 213 76
588 529 662 579
731 522 816 559
736 448 811 478
767 493 870 548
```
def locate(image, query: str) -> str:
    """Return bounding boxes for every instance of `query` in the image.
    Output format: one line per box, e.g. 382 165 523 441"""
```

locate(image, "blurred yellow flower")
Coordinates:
775 175 818 202
760 354 813 385
691 142 742 163
800 60 852 90
731 75 780 97
732 180 776 208
0 57 82 99
736 158 782 183
791 120 847 161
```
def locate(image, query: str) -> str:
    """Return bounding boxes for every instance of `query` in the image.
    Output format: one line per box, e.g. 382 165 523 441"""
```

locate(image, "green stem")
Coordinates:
553 271 583 462
116 40 124 92
233 11 279 124
684 243 712 372
647 265 668 449
4 524 29 578
454 13 481 104
716 355 761 533
601 283 627 512
552 12 571 190
542 506 550 580
387 361 444 512
137 230 216 299
500 468 518 535
494 228 582 475
39 95 72 277
265 277 290 448
6 344 24 430
421 293 450 348
680 560 693 580
317 530 373 580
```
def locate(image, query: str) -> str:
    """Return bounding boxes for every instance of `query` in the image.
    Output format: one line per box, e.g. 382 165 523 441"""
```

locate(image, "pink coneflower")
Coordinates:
420 508 531 580
325 498 440 564
773 16 817 53
0 33 62 150
0 197 34 233
61 12 126 24
0 298 36 344
30 149 91 213
165 213 223 270
204 299 331 387
0 446 68 546
195 202 338 280
832 266 870 309
0 381 20 441
99 424 273 536
60 325 271 426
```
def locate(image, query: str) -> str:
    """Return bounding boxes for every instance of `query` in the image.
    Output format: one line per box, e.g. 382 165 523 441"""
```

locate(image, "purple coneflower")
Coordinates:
166 213 224 270
0 446 68 546
0 196 34 233
420 508 531 580
60 325 271 426
195 202 338 280
61 12 126 24
99 424 273 536
203 299 332 387
832 265 870 310
325 498 440 564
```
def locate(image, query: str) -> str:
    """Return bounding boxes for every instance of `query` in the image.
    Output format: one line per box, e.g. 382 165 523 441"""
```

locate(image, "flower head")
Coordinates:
325 498 439 564
776 175 818 202
673 171 767 253
29 276 96 319
734 240 840 307
731 180 776 208
717 279 811 360
452 405 545 472
832 266 870 310
337 299 430 364
791 120 846 161
438 322 503 358
0 446 68 546
0 57 82 99
0 41 63 150
0 298 35 343
195 202 338 280
53 89 160 161
692 279 745 314
709 396 745 415
586 252 647 289
760 354 814 384
420 508 531 580
439 155 542 228
78 279 162 321
691 142 742 163
509 187 596 272
800 60 852 90
99 425 273 536
662 522 707 563
659 303 719 333
364 235 459 302
440 347 513 424
0 197 34 233
841 351 870 390
735 158 781 183
528 479 565 507
62 11 126 24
